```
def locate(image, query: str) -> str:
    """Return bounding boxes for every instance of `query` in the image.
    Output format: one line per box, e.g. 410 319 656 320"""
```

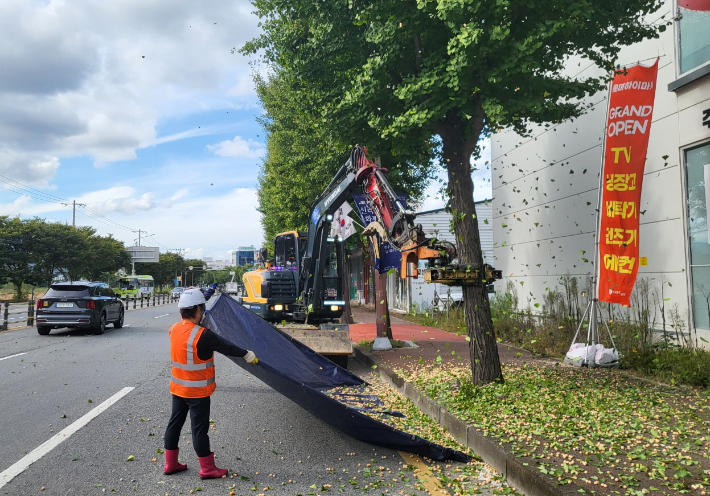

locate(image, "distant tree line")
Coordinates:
0 216 132 299
134 254 255 290
0 216 257 300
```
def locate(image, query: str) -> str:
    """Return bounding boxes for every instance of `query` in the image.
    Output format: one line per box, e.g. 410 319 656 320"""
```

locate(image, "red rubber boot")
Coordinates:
163 449 187 475
198 452 228 479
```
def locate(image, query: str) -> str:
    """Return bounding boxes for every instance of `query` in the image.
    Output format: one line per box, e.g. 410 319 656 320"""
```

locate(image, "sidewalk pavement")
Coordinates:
347 304 578 496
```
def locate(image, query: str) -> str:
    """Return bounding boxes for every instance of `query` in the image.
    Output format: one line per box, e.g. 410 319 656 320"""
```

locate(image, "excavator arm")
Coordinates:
351 146 500 287
302 145 500 317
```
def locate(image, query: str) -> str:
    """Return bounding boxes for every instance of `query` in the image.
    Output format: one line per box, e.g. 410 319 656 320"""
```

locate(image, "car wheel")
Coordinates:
114 307 124 329
94 313 107 335
37 326 51 336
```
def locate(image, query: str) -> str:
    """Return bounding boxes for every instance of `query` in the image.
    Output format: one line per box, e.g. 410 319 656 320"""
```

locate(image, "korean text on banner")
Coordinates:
597 60 659 306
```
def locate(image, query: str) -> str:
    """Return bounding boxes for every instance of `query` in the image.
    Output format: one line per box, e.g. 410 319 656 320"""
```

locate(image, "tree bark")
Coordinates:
438 110 504 385
340 248 354 324
371 239 393 339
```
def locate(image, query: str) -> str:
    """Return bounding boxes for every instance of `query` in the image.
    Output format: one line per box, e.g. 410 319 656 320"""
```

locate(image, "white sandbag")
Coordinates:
564 343 598 367
595 346 619 365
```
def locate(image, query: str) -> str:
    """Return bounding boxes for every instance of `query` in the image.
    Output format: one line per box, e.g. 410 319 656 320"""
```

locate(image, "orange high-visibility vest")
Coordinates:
169 320 216 398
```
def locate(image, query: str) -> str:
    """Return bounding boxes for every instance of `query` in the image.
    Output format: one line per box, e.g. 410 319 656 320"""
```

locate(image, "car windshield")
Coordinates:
45 286 90 298
172 287 184 293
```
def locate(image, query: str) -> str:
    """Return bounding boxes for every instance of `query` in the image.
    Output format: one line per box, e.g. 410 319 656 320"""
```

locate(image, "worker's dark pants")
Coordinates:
164 395 211 457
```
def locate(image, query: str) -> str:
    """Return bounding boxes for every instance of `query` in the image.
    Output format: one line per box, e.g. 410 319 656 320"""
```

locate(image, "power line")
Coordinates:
0 173 171 250
0 173 68 203
80 205 135 232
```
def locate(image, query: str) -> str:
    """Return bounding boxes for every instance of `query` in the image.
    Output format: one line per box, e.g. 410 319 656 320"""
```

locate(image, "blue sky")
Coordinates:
0 0 490 262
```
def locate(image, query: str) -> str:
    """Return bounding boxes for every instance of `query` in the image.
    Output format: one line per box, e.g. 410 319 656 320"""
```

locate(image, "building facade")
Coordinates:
232 246 257 266
491 0 710 345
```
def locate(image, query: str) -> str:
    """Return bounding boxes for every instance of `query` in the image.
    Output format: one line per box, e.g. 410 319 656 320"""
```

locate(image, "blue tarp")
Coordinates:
204 294 469 462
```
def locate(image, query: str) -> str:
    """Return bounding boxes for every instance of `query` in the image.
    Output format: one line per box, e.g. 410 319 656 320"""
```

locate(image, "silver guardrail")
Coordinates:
1 294 180 331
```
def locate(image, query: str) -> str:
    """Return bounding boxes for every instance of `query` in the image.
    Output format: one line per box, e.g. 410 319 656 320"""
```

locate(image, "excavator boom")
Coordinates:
242 145 500 326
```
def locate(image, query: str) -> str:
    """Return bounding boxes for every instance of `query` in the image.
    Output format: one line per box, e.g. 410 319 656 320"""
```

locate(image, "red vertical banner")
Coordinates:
597 60 659 306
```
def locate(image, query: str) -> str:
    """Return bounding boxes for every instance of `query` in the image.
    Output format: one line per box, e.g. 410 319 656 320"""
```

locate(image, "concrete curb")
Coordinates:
353 346 581 496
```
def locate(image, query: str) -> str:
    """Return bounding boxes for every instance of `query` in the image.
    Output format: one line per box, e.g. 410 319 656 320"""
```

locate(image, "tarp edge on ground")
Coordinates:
205 293 469 462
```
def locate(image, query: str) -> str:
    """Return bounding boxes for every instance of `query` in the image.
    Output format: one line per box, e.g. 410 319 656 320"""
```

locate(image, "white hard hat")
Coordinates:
178 288 206 308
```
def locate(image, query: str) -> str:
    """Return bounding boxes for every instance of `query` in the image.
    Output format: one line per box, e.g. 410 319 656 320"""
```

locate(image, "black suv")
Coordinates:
36 282 124 335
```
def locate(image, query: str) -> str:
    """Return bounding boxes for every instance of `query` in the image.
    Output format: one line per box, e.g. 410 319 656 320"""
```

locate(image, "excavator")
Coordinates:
240 145 500 322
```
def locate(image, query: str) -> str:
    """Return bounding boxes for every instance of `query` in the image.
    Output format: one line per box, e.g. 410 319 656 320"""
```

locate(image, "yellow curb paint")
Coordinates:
399 451 448 495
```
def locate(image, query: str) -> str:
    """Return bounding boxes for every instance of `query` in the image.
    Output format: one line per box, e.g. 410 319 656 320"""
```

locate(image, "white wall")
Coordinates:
491 2 710 346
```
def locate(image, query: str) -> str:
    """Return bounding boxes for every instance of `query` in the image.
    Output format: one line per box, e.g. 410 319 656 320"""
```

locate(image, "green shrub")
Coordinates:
623 347 710 387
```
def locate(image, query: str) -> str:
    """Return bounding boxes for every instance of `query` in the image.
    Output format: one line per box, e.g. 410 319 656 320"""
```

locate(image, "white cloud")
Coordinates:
0 1 268 258
130 187 262 256
0 0 262 179
0 194 34 217
75 187 156 215
207 135 265 158
0 184 264 258
226 73 260 97
0 151 61 188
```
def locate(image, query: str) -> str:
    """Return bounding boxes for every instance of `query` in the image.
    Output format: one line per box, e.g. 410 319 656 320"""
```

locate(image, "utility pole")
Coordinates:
61 200 86 228
130 230 152 276
132 230 151 246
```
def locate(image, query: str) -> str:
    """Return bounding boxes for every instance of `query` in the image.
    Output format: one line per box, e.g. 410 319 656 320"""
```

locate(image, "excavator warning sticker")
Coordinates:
311 206 321 225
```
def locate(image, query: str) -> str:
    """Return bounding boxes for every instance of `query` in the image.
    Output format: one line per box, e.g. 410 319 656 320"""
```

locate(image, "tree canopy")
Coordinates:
243 0 667 384
252 68 437 243
0 217 132 299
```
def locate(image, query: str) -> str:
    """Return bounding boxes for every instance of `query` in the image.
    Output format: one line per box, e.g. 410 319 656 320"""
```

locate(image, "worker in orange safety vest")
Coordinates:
163 287 258 479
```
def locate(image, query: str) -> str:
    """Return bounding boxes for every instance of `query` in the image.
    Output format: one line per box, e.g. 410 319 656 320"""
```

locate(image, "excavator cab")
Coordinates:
273 231 343 322
274 232 299 269
241 231 344 323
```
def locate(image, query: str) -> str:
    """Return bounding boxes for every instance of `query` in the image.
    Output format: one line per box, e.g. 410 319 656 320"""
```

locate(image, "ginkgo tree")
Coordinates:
253 71 435 242
243 0 667 384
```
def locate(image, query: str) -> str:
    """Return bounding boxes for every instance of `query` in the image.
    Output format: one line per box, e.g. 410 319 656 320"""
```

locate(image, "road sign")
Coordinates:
127 246 159 263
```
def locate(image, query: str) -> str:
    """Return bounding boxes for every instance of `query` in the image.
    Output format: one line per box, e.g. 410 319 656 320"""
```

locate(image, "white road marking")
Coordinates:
0 386 135 488
154 314 170 319
0 352 27 362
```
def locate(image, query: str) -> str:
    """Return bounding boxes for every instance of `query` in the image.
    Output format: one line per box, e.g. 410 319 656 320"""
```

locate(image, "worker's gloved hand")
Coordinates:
243 350 258 364
210 283 218 290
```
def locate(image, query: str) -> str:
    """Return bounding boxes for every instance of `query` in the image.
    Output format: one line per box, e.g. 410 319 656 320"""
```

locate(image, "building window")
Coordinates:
678 1 710 74
687 142 710 331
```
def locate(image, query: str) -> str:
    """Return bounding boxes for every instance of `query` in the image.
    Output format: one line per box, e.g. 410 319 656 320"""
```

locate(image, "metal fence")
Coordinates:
1 294 179 331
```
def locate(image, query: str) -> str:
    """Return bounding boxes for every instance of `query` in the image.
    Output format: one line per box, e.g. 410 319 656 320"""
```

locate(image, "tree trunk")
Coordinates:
371 239 392 339
340 248 354 324
12 281 25 301
439 112 504 385
375 270 392 339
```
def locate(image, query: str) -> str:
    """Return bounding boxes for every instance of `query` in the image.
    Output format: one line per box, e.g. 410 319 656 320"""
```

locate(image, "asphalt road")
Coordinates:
0 303 437 496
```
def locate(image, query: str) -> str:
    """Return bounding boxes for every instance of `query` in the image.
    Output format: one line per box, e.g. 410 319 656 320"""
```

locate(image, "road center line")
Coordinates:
0 386 135 489
154 314 170 319
0 352 27 362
